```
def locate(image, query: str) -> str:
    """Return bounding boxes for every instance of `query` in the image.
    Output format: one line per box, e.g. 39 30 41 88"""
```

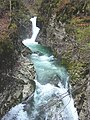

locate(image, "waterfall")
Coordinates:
28 80 78 120
22 16 40 46
1 17 78 120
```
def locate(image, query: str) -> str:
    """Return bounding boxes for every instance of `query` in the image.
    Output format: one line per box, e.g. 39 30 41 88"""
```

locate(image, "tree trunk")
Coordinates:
10 0 11 21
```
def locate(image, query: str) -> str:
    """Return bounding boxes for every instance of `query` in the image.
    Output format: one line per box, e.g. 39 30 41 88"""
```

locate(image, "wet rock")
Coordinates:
49 74 61 87
13 55 36 101
21 47 32 57
0 54 36 118
72 74 89 120
37 1 90 119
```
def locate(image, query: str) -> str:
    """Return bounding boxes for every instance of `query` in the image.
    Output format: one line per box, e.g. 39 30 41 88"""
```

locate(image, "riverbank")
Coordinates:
0 1 36 118
36 0 90 119
0 53 36 118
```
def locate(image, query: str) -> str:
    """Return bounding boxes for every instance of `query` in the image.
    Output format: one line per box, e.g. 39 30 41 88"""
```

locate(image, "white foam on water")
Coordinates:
22 17 40 46
33 81 78 120
39 55 54 61
2 81 78 120
2 16 78 120
1 104 29 120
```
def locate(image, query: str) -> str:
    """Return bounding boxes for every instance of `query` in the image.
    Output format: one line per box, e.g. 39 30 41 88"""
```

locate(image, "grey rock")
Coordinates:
0 54 36 118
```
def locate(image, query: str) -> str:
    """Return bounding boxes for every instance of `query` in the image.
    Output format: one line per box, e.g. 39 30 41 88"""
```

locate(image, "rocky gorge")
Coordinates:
0 0 90 120
37 0 90 120
0 0 36 118
36 0 90 119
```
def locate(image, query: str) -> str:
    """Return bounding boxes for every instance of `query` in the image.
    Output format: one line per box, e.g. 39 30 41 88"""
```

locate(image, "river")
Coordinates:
1 17 78 120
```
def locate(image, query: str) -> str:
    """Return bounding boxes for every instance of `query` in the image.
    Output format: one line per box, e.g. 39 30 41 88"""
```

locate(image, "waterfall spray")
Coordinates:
22 17 40 46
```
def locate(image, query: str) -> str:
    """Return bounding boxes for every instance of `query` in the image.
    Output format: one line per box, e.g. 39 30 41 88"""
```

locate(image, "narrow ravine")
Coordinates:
1 17 78 120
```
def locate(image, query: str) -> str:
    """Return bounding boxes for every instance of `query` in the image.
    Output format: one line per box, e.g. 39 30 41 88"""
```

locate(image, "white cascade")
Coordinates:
28 80 78 120
1 16 78 120
22 16 40 46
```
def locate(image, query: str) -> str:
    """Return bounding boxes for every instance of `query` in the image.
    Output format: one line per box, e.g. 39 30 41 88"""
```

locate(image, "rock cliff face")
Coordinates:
0 1 36 118
36 0 90 119
0 54 36 118
0 23 36 118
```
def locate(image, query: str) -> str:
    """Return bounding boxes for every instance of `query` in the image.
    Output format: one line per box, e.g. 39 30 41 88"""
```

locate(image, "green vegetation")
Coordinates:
62 16 90 82
61 57 87 84
76 26 90 42
70 17 90 43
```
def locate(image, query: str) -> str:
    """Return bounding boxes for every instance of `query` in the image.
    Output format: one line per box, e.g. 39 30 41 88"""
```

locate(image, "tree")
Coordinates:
10 0 12 21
